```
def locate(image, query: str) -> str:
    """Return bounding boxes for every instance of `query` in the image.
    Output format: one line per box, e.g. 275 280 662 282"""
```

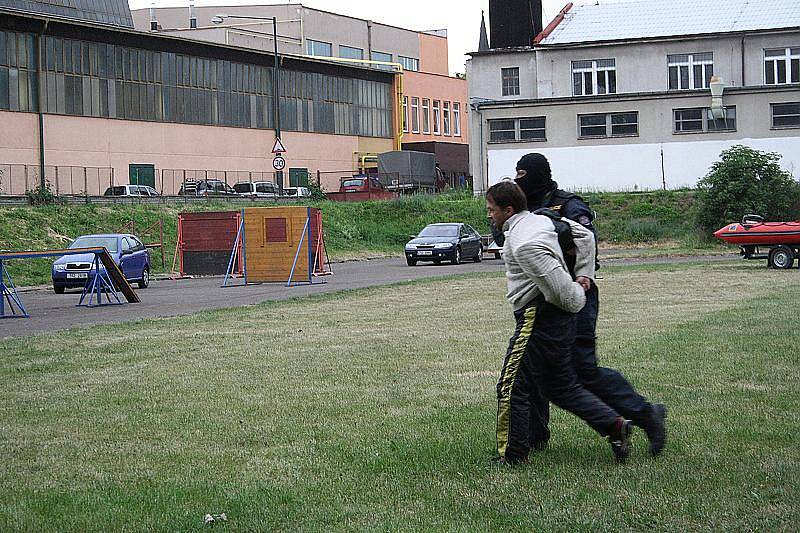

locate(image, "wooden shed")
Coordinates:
242 206 324 283
178 211 243 276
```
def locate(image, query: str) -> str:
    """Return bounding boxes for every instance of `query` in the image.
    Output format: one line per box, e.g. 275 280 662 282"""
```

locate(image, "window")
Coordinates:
765 48 800 85
433 100 441 134
399 56 419 71
402 95 408 133
306 39 332 57
501 67 520 96
488 117 545 142
771 102 800 128
489 119 516 142
443 101 451 135
673 107 736 133
572 59 616 96
578 112 638 138
453 102 461 136
339 45 363 60
410 96 420 133
265 218 288 242
371 51 393 71
422 98 430 134
519 117 546 140
668 53 713 90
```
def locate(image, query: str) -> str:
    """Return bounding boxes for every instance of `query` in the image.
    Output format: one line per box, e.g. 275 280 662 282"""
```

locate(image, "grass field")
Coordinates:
1 262 798 531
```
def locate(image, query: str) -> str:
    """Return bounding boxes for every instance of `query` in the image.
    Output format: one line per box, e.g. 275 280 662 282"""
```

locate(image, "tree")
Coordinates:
695 145 800 233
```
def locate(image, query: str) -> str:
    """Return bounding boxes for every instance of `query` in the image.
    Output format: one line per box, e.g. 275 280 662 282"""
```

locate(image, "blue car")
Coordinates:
52 234 151 293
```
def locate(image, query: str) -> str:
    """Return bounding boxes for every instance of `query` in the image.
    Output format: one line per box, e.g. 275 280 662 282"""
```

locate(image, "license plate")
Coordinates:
66 273 88 279
418 251 432 256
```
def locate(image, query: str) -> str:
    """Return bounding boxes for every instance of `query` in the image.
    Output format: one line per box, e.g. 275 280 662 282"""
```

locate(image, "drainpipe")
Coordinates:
367 20 372 60
740 35 746 86
471 103 486 194
36 20 48 190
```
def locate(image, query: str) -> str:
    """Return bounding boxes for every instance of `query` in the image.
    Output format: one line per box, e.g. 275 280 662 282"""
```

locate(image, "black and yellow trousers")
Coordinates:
496 298 620 462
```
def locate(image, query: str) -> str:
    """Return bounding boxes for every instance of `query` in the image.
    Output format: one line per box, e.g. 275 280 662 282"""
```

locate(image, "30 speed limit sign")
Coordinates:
272 155 286 171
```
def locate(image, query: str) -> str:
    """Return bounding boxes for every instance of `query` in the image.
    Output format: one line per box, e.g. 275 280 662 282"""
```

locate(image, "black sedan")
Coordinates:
404 223 483 266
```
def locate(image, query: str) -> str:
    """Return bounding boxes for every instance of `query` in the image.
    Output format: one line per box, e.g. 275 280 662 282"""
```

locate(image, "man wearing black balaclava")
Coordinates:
491 153 667 457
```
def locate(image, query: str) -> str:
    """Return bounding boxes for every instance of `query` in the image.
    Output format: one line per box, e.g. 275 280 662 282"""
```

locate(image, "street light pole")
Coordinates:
212 14 281 139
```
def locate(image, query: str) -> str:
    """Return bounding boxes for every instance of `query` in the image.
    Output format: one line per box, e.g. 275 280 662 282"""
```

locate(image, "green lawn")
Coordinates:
1 262 798 530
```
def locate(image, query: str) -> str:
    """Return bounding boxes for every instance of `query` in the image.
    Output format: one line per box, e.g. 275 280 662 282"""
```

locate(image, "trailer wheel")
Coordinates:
768 246 794 269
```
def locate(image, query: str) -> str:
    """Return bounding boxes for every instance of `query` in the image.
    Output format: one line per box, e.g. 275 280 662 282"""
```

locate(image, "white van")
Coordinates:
233 181 279 198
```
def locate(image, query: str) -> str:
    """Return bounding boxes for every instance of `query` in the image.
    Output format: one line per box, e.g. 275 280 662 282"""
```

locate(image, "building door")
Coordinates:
129 164 155 188
289 168 309 187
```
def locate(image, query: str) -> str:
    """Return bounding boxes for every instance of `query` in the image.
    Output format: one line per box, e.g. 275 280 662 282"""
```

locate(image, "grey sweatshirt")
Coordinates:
502 210 596 312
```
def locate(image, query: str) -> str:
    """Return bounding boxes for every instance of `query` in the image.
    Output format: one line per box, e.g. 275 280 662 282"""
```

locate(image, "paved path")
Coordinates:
1 254 738 339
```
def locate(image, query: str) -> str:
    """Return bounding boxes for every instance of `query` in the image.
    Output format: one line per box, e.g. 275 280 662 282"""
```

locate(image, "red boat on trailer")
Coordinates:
714 215 800 269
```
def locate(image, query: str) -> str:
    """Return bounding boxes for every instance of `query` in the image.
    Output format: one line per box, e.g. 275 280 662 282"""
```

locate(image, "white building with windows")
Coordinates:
467 0 800 192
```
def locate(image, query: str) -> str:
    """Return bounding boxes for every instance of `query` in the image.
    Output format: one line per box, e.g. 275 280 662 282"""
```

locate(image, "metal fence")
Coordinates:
0 164 114 196
0 163 472 199
160 169 281 195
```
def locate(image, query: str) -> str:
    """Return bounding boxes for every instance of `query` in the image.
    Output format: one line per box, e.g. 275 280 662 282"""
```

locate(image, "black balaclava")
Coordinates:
515 153 557 210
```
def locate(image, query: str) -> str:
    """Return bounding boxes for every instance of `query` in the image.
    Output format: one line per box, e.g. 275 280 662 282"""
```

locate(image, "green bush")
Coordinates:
695 145 800 233
26 183 56 206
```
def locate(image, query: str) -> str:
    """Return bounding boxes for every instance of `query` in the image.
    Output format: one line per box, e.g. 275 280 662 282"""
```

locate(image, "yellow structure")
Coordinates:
242 206 322 283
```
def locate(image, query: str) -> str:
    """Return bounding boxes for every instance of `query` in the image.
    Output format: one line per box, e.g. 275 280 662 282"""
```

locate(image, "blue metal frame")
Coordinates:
77 254 124 308
0 259 29 319
0 247 128 318
287 216 311 287
222 217 245 288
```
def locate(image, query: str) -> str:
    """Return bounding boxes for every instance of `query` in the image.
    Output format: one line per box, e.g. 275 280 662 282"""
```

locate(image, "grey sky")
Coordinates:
128 0 601 74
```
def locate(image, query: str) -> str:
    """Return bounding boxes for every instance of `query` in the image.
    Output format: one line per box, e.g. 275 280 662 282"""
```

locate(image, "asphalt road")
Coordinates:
1 254 738 339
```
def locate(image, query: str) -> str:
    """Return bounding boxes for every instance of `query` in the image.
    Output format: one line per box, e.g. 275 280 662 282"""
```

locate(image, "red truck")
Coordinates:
326 175 398 202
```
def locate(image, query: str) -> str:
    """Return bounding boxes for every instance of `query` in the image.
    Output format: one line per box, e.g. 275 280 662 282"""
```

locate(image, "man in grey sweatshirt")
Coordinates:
487 180 632 464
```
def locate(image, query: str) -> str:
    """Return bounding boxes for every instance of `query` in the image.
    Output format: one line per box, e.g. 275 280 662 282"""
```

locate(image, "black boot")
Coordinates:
644 404 667 457
608 417 633 462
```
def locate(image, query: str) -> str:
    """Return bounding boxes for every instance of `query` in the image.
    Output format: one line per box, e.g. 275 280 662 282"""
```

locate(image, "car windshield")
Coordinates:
69 236 118 252
341 179 365 187
418 225 459 238
233 183 252 193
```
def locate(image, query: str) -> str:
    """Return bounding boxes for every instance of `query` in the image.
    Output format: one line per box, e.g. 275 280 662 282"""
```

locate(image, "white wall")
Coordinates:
488 136 800 191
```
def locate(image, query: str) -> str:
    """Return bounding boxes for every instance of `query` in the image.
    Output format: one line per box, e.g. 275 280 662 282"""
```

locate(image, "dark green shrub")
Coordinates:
26 183 56 206
696 145 800 232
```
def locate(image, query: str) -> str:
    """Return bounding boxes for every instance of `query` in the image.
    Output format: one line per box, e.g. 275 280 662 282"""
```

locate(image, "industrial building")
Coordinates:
0 1 467 195
468 0 800 192
132 3 469 187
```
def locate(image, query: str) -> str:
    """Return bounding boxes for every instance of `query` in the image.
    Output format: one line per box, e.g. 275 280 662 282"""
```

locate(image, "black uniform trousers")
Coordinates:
496 298 619 462
530 284 654 439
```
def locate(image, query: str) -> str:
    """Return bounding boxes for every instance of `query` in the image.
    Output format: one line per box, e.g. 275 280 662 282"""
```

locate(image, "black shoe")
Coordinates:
645 404 667 457
498 455 529 466
608 418 633 462
531 439 549 451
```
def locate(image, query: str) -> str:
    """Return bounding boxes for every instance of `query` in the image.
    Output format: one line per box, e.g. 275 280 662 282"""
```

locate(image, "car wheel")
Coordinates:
768 246 794 269
494 252 502 260
406 258 417 266
53 284 65 294
138 268 150 288
452 247 462 265
433 259 441 265
473 246 483 262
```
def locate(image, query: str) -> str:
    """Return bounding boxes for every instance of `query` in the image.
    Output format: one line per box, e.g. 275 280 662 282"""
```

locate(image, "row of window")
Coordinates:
0 30 394 138
305 39 419 71
401 96 461 137
500 47 800 97
488 103 800 142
